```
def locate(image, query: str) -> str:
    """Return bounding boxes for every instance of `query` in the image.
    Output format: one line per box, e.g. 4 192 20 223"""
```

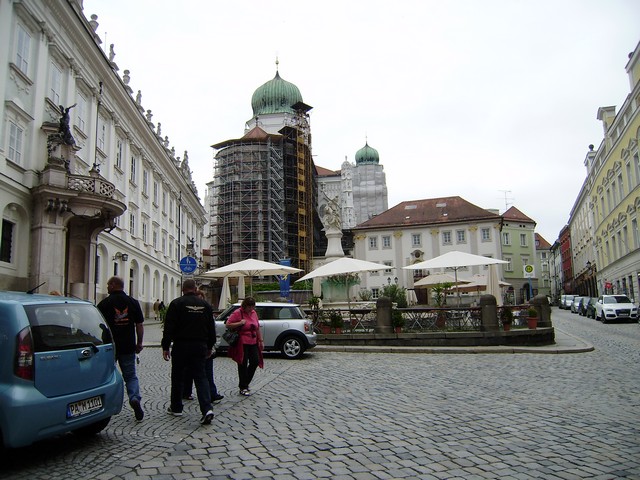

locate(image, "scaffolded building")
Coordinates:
209 71 317 274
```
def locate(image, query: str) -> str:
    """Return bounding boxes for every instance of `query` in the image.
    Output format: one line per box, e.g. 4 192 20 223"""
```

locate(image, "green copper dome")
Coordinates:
355 142 380 164
251 71 303 116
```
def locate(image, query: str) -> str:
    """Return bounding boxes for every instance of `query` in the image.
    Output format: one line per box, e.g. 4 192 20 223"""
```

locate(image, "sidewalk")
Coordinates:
142 319 593 354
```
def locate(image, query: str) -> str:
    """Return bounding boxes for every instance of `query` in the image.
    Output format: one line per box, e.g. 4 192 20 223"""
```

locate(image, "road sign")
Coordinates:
179 256 197 274
523 264 535 278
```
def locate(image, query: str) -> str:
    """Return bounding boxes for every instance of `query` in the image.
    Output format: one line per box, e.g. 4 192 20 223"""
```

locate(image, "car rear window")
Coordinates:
24 304 113 352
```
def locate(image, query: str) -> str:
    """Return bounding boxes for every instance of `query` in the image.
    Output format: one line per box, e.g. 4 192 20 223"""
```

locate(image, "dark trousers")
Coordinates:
183 356 220 398
170 341 212 414
238 343 260 390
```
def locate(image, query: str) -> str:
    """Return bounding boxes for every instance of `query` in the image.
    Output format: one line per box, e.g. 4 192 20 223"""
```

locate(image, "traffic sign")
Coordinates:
523 264 535 278
179 256 197 274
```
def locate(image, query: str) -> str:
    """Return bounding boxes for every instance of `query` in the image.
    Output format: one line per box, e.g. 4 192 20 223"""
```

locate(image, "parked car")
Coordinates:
0 291 123 449
562 295 576 310
594 295 639 323
584 297 598 318
215 302 317 359
571 296 586 314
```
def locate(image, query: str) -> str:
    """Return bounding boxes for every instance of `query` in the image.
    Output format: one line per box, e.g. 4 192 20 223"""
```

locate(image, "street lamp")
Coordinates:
394 276 398 285
113 252 128 261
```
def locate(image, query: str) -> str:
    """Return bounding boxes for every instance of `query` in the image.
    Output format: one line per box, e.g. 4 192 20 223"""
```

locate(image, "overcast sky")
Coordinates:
84 0 640 244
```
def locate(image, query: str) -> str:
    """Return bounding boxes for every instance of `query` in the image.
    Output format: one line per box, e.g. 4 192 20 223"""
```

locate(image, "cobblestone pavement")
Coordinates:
2 308 639 479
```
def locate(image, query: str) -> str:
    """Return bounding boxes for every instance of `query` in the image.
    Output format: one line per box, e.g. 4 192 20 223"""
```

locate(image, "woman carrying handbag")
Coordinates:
225 297 264 396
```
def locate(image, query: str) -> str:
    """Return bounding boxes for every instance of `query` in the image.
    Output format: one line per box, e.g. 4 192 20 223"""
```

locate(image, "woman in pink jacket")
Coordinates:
226 297 264 396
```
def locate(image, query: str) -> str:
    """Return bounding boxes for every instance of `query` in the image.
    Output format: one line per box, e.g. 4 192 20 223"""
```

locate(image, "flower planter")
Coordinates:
394 326 402 333
334 327 342 335
320 325 331 334
527 317 538 329
503 323 511 332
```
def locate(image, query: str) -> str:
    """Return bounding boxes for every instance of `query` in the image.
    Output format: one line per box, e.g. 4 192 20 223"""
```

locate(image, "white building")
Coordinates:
0 0 205 314
351 196 503 301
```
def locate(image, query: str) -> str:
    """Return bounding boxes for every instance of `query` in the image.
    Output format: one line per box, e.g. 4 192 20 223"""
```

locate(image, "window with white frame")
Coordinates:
371 288 380 299
382 235 391 249
130 155 137 183
169 199 174 221
142 222 147 244
162 233 167 254
115 139 123 169
503 232 511 245
368 236 378 250
384 262 393 274
8 122 24 165
411 233 421 247
634 153 640 188
442 231 452 245
162 192 167 213
153 181 159 205
0 219 15 263
633 218 639 249
481 228 491 242
504 257 513 271
142 170 148 195
521 257 529 269
97 116 106 151
152 230 158 249
49 62 62 104
520 233 527 247
15 24 31 75
618 174 624 198
456 230 466 244
129 213 136 236
75 91 87 132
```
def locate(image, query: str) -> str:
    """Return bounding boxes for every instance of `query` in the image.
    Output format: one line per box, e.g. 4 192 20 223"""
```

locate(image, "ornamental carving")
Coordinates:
393 231 402 238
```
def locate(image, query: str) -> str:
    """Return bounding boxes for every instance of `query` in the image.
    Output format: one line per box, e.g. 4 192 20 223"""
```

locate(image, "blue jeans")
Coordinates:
117 353 141 403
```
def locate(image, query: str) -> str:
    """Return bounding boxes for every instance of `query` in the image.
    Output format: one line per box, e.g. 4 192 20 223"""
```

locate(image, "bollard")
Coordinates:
375 296 393 334
479 294 499 332
532 294 552 328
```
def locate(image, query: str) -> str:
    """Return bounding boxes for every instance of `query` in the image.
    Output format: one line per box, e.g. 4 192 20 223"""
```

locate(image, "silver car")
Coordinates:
215 302 317 359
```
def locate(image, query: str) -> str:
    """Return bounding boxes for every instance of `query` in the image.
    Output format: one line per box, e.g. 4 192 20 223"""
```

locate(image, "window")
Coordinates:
504 257 512 271
503 232 511 245
130 155 137 183
153 181 159 205
371 288 380 299
411 233 421 247
15 24 31 74
8 122 23 164
520 233 527 247
129 214 136 237
142 170 149 195
49 62 62 104
116 139 123 169
75 92 87 132
481 228 491 242
618 174 624 199
622 226 628 255
633 219 639 249
162 192 167 213
442 231 452 245
142 222 147 243
382 235 391 249
384 262 393 274
368 236 378 249
97 116 105 151
0 219 14 263
521 257 529 268
634 153 640 188
152 230 158 249
162 234 167 254
456 230 466 244
606 189 611 213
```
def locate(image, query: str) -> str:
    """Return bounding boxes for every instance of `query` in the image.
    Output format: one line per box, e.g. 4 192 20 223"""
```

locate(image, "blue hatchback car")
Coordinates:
0 291 123 448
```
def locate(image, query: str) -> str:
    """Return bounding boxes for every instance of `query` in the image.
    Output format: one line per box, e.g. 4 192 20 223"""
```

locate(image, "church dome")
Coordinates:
251 71 303 116
355 142 380 164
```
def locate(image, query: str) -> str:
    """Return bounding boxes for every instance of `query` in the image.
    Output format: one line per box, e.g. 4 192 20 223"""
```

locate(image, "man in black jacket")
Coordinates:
161 279 214 425
97 276 145 421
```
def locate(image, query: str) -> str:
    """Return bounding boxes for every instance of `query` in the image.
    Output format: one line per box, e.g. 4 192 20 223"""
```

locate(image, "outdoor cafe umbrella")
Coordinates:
202 258 302 295
404 251 508 305
413 272 468 288
218 276 232 310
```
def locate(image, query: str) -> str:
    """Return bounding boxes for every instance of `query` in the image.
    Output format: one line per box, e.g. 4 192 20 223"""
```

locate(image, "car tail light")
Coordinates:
304 322 311 333
15 327 34 380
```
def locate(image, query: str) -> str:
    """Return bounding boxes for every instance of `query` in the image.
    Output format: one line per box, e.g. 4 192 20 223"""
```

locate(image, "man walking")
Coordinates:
97 276 145 421
161 279 214 425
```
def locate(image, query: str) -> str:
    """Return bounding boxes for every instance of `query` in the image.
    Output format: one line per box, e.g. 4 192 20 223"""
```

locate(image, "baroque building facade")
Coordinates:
0 0 205 313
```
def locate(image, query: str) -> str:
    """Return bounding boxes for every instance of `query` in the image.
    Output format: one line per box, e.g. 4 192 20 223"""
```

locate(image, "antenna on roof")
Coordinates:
498 190 514 212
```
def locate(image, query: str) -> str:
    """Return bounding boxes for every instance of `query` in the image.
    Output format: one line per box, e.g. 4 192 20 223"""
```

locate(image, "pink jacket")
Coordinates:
227 307 264 368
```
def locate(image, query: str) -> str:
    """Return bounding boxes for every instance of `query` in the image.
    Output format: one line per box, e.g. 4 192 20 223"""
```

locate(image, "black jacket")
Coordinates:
161 293 215 350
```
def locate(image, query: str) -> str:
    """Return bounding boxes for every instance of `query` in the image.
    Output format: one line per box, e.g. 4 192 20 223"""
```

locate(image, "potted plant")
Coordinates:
526 306 538 329
392 309 405 333
329 310 344 334
500 307 513 332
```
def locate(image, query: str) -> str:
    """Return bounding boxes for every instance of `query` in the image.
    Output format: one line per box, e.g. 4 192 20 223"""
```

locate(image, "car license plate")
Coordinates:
67 395 103 418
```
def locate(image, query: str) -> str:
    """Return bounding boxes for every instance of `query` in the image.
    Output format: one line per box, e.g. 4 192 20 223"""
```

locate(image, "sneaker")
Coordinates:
239 389 251 396
130 399 144 421
212 394 224 402
200 410 214 425
182 394 194 401
167 407 183 416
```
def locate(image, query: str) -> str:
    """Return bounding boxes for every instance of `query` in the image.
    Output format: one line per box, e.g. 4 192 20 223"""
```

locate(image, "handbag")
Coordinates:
222 329 239 346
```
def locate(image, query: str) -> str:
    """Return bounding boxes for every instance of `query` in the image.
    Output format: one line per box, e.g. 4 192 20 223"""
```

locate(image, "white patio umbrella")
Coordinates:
218 276 231 310
404 251 508 305
413 272 468 288
203 258 302 295
298 257 391 307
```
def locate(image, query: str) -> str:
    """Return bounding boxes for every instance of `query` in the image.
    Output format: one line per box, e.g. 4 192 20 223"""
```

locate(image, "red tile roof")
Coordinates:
316 165 339 176
535 233 551 249
503 206 536 224
354 196 502 230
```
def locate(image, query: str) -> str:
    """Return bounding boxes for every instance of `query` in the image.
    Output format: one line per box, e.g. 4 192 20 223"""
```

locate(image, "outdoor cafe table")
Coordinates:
349 308 375 332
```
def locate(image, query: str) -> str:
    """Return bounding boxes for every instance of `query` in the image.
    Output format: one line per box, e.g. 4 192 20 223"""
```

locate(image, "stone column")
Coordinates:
480 294 499 332
532 294 552 328
375 296 392 334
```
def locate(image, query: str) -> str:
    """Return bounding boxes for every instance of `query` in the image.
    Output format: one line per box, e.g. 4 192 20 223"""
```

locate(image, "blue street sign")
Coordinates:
179 256 197 274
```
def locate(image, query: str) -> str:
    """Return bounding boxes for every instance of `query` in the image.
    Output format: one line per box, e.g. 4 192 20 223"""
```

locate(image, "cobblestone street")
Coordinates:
2 308 639 479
